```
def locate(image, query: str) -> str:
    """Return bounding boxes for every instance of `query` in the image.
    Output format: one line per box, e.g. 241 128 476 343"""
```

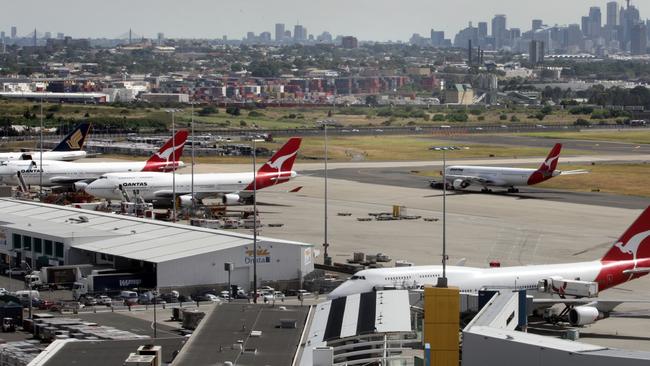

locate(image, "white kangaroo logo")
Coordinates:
155 143 185 163
614 230 650 263
265 150 297 173
541 155 559 171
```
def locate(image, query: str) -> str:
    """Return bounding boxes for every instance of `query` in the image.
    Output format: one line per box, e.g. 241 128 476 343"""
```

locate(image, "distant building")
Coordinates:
317 31 333 43
294 25 306 41
275 23 285 42
532 19 543 31
606 1 619 27
588 6 602 37
341 36 358 49
57 32 64 40
260 32 272 42
631 23 648 55
492 14 507 49
140 93 190 104
445 84 474 105
157 32 164 44
44 32 51 39
478 22 488 38
529 40 545 64
430 30 446 46
10 26 16 39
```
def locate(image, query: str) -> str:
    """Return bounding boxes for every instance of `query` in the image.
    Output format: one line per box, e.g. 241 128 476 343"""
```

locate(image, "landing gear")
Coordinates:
481 187 492 193
507 187 519 193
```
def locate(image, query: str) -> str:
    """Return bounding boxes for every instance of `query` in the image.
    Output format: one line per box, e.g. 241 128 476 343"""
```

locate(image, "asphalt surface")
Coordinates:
432 134 650 155
310 165 649 210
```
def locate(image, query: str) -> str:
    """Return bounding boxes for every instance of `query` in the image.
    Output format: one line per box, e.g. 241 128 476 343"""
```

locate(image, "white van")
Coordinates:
120 291 138 305
14 290 40 303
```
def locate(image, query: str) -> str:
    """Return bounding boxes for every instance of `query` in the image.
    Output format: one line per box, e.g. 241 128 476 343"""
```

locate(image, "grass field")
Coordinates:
521 130 650 145
418 163 650 198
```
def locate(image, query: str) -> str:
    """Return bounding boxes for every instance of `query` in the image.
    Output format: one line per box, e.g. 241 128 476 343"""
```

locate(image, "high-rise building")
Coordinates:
341 36 358 49
0 31 4 40
57 32 64 39
607 1 619 27
317 31 333 43
532 19 543 31
260 32 272 42
157 32 164 44
478 22 488 38
294 25 305 41
11 26 17 39
284 30 292 39
275 23 285 42
44 32 51 39
529 40 545 64
491 14 507 49
631 23 648 55
581 16 591 36
589 7 602 37
431 30 445 46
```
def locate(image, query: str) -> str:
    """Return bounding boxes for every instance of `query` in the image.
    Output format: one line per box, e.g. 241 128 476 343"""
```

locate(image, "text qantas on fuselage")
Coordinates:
0 122 92 162
84 137 302 208
0 130 188 190
441 143 587 193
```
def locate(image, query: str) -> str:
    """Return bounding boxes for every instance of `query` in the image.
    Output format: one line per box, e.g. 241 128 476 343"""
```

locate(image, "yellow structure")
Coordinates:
423 286 460 366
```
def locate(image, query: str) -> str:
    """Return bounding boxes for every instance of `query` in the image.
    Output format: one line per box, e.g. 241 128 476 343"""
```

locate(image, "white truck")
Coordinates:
24 265 95 290
72 271 155 300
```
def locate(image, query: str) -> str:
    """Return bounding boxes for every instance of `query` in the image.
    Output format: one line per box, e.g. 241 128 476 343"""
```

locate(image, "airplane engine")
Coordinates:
178 195 194 208
568 306 604 326
452 179 470 190
222 193 243 205
74 182 88 192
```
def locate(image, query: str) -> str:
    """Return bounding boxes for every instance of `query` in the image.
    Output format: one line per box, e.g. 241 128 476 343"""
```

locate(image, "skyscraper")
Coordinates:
631 23 648 55
275 23 285 42
294 25 305 41
589 7 602 37
11 26 17 39
607 1 619 27
431 29 445 46
582 16 591 36
478 22 488 38
529 40 545 64
532 19 543 31
491 14 507 49
44 32 51 39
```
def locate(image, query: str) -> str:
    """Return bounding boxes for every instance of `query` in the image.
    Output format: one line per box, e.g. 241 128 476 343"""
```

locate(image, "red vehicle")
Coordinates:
38 300 55 310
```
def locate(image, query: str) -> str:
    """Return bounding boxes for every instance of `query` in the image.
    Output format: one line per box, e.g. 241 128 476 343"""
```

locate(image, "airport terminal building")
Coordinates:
0 198 315 293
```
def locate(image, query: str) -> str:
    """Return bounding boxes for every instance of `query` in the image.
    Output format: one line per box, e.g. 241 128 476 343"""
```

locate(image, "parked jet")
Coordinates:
328 207 650 326
442 143 587 193
84 137 302 207
0 130 188 189
0 122 92 162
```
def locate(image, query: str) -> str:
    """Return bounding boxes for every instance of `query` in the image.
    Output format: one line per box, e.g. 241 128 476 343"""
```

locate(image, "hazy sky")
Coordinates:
1 0 644 41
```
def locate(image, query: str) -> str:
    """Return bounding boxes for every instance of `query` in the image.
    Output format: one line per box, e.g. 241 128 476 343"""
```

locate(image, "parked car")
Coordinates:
82 296 97 306
97 295 112 306
38 300 55 310
120 291 139 305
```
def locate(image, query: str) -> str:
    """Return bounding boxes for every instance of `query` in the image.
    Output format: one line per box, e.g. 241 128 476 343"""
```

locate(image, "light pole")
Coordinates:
152 288 158 338
437 148 451 288
251 138 264 304
39 98 43 198
165 109 181 222
190 103 196 212
317 120 334 266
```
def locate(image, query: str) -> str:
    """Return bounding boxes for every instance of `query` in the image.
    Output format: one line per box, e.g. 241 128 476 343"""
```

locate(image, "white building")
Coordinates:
0 198 314 292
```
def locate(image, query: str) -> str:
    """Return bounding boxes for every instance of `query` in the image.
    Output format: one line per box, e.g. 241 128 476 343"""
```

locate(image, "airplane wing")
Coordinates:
49 177 88 184
558 169 590 175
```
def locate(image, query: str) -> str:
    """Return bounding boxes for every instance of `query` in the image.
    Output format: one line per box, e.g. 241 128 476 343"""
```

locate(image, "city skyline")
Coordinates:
1 0 646 41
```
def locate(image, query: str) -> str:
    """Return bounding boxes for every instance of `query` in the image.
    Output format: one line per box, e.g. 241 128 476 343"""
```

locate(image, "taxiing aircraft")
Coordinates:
442 143 587 193
0 122 92 162
84 137 302 207
328 207 650 326
0 130 188 190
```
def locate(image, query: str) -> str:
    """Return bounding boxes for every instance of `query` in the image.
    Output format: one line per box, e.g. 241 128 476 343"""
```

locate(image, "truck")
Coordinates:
24 265 95 290
537 277 599 298
72 271 155 300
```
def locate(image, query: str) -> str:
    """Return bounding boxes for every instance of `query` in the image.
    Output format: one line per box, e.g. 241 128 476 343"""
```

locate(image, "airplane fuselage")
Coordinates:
0 160 149 186
444 166 560 188
0 151 87 162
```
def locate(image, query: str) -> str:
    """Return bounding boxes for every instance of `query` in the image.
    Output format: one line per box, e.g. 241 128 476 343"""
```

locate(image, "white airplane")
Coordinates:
328 207 650 326
0 122 92 162
442 143 587 193
0 130 188 190
83 137 302 207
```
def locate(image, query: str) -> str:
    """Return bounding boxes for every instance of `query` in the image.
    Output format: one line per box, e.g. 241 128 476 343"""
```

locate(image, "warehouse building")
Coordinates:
0 198 314 293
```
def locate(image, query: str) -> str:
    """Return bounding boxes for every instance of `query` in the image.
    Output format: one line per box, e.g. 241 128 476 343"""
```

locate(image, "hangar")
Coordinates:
0 198 314 292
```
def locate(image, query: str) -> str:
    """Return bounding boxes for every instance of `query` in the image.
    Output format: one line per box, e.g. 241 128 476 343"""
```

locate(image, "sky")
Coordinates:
1 0 644 41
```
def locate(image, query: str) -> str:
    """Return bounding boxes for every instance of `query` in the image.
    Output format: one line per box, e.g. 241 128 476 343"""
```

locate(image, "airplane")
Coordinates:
0 122 92 162
83 137 302 207
328 207 650 326
0 130 188 190
440 143 587 193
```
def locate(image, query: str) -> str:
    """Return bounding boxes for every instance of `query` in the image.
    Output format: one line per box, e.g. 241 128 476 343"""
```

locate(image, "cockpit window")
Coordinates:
350 275 366 280
98 176 107 179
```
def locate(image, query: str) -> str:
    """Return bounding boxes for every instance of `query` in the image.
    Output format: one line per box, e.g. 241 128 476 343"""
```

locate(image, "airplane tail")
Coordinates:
142 130 189 172
537 143 562 173
601 207 650 262
244 137 302 190
52 122 92 151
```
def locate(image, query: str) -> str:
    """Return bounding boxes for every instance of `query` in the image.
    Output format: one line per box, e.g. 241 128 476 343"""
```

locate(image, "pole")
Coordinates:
323 122 330 265
191 103 195 212
39 98 43 197
252 139 258 304
153 288 157 338
437 149 448 288
172 111 176 222
228 267 232 303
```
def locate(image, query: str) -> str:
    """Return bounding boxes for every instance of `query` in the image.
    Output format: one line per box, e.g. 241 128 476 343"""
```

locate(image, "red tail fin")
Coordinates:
601 207 650 262
538 143 562 172
142 130 188 172
244 137 302 190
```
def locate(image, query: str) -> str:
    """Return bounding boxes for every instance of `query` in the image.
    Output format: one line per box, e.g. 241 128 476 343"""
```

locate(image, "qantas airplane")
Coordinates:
0 130 188 190
442 143 587 193
84 137 302 207
0 122 92 162
328 207 650 325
